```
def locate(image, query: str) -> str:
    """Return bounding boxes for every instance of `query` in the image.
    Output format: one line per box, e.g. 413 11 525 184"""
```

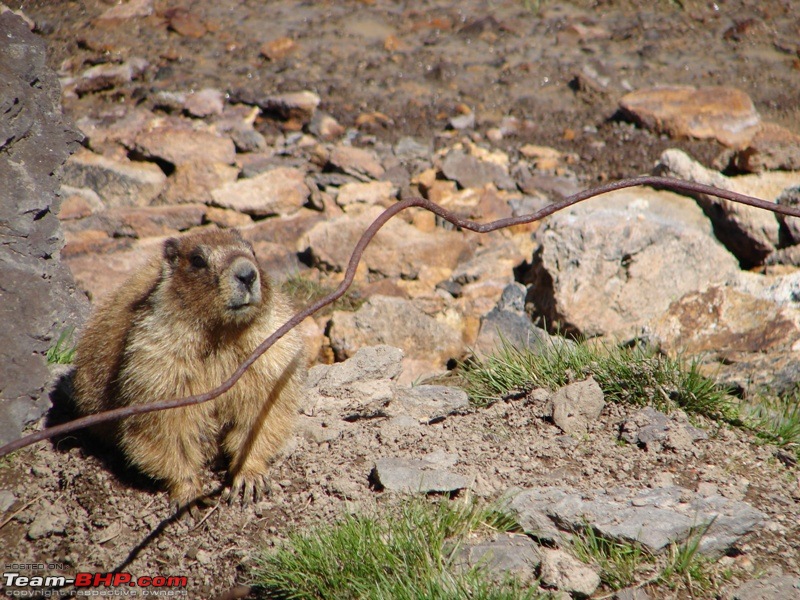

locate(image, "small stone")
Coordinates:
97 0 153 21
441 149 515 190
449 112 475 130
392 385 470 422
329 145 385 181
184 87 225 117
195 549 212 565
163 161 239 204
74 58 148 95
166 7 207 38
27 501 69 540
335 181 395 210
210 167 309 217
548 377 606 436
0 490 16 512
260 37 297 61
539 548 600 598
308 113 345 140
455 533 541 584
59 185 104 219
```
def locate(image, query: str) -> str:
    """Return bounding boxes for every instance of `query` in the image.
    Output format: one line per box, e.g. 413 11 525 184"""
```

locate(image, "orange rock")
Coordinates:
620 85 761 149
260 37 297 61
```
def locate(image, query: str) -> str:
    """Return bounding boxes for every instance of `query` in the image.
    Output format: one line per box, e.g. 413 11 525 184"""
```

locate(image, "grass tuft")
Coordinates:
252 498 545 600
460 337 736 421
45 326 76 365
570 523 649 591
742 391 800 460
281 272 364 315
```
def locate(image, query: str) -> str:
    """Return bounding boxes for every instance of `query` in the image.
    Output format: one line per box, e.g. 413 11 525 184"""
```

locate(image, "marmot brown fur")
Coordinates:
73 228 306 509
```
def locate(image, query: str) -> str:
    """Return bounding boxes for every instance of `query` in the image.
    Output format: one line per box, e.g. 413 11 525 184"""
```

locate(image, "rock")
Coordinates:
654 148 780 266
69 204 207 239
441 149 515 190
308 112 345 140
449 112 475 130
303 345 403 415
370 457 469 493
0 12 89 445
166 6 207 38
241 208 325 249
27 500 70 540
231 89 320 124
390 385 469 422
183 87 225 117
61 148 167 208
732 575 800 600
732 122 800 173
539 548 600 598
526 186 739 339
0 490 16 512
328 295 464 370
614 588 652 600
619 85 761 148
620 407 708 452
134 127 235 166
329 145 385 181
65 237 161 301
260 36 297 61
548 377 605 436
335 181 395 210
650 286 800 356
300 206 473 279
162 161 239 204
74 58 148 95
473 282 558 357
97 0 153 21
776 185 800 243
455 533 541 584
509 486 765 555
210 167 309 217
59 185 104 219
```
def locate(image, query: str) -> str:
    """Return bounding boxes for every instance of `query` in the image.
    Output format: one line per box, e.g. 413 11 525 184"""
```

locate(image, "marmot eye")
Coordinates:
189 254 207 269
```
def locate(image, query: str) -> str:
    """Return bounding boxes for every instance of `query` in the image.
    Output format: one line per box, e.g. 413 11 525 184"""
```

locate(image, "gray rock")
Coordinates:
0 490 16 512
526 186 740 339
454 533 541 585
391 385 469 422
776 184 800 244
0 12 89 445
328 295 463 369
654 148 779 266
548 377 606 436
27 500 69 540
371 457 469 493
539 548 601 598
441 149 516 190
449 112 475 130
61 148 167 208
733 575 800 600
620 407 708 452
508 486 765 555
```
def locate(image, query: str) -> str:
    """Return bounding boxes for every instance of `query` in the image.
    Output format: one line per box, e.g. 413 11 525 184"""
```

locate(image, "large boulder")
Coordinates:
0 13 90 445
525 187 740 339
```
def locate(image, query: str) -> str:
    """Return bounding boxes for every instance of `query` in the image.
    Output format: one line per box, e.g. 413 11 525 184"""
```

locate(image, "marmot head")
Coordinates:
160 228 268 329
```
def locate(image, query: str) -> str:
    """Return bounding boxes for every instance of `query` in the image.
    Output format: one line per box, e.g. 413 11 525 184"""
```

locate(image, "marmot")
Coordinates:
73 228 306 510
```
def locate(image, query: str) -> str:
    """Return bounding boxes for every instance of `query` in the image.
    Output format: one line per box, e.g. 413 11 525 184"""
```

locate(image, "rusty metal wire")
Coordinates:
2 175 799 458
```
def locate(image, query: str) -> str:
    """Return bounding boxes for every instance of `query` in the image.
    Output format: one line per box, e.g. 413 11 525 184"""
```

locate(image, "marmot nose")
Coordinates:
234 263 258 290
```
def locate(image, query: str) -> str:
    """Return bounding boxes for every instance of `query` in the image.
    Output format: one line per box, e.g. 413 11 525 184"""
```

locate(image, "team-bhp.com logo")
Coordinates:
3 569 188 597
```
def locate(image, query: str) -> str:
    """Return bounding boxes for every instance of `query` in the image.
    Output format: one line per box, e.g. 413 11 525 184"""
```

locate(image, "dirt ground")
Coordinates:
2 0 800 598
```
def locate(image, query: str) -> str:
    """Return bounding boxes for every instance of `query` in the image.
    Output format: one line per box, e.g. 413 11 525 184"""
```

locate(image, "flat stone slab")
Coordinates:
371 456 469 493
509 485 765 555
454 533 541 585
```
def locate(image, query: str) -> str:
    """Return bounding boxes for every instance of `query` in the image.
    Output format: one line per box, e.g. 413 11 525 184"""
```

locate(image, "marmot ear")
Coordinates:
163 238 180 265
